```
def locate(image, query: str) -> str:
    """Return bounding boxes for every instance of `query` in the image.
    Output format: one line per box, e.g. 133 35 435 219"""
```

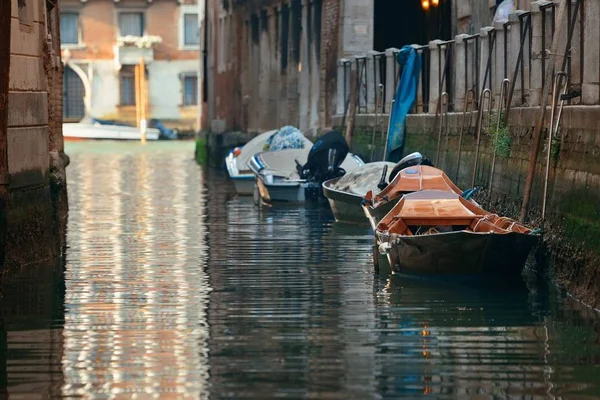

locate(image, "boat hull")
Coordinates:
377 230 538 277
63 123 160 140
323 180 399 225
231 175 256 196
256 177 308 203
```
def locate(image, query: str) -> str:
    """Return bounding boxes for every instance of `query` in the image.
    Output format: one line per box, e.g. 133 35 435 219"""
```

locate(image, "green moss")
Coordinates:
195 138 207 165
488 111 512 158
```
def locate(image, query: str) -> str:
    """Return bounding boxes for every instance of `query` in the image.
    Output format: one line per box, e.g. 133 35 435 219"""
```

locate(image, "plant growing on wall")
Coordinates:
117 35 163 48
488 111 511 158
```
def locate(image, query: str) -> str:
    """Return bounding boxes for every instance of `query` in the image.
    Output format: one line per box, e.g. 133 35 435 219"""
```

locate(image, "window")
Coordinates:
18 0 31 25
119 12 144 37
60 13 79 45
184 13 199 46
183 76 198 106
120 70 136 106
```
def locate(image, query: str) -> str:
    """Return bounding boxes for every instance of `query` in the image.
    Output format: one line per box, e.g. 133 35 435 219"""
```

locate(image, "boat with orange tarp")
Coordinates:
367 189 540 277
361 164 473 224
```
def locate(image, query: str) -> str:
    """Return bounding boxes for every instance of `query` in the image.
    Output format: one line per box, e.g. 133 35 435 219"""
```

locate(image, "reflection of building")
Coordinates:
60 0 201 131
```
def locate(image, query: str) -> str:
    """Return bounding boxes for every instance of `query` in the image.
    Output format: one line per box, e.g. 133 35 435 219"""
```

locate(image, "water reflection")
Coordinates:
1 142 599 399
205 170 600 399
62 142 210 397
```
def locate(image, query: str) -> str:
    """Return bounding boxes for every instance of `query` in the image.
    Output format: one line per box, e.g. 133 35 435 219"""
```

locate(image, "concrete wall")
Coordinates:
61 0 200 129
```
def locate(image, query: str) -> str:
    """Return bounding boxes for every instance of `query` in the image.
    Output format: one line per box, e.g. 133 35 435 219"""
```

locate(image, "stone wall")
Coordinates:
0 0 67 271
332 105 600 308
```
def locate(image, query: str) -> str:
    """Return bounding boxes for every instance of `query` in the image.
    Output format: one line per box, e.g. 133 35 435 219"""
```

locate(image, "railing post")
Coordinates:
493 21 506 100
366 50 379 113
454 34 469 111
582 0 600 104
412 45 424 113
479 26 495 94
530 1 548 106
385 47 399 112
508 10 529 107
336 58 349 116
428 40 444 114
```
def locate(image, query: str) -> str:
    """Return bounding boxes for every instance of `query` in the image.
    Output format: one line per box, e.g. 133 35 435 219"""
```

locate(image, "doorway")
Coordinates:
63 66 85 121
374 0 452 52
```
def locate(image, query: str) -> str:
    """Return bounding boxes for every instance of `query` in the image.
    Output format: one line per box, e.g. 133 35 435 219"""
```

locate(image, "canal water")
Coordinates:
1 141 600 398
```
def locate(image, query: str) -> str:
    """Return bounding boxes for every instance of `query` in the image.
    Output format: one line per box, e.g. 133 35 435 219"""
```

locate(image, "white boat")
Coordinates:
63 122 160 141
225 129 313 195
249 131 365 203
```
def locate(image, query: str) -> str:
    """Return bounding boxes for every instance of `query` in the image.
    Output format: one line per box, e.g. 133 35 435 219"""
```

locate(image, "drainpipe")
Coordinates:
0 0 11 263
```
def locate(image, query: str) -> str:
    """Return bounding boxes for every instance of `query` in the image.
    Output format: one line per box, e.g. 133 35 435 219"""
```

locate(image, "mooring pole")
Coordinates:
519 0 568 222
0 0 11 265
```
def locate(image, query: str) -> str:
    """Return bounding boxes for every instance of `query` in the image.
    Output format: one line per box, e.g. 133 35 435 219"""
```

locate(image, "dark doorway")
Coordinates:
374 0 452 51
63 66 85 121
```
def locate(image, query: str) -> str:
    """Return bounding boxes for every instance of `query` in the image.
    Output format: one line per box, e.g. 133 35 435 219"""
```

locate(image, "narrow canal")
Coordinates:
2 141 600 398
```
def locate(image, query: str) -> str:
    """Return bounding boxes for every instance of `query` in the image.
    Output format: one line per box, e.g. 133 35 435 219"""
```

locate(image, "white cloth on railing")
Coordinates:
493 0 515 23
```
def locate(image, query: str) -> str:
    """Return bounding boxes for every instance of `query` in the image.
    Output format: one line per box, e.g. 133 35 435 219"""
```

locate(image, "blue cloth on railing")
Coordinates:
386 46 422 162
265 126 306 151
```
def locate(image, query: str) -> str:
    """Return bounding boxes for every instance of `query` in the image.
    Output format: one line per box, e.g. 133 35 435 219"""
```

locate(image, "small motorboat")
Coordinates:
322 162 396 224
249 130 364 203
370 189 540 277
63 121 160 141
322 152 433 224
226 127 313 195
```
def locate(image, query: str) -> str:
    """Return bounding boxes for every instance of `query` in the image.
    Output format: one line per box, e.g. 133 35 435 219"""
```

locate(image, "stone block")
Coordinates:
7 92 48 127
7 126 50 189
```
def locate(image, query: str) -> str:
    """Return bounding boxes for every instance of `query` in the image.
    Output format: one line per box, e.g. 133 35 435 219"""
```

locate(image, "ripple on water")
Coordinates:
1 141 599 399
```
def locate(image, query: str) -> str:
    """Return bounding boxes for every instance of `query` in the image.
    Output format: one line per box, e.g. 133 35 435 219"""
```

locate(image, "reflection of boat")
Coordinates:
63 122 160 141
226 128 313 195
249 131 364 203
322 152 433 225
372 189 540 277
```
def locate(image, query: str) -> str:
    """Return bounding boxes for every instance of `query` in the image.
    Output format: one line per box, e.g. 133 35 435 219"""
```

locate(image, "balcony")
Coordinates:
114 35 162 69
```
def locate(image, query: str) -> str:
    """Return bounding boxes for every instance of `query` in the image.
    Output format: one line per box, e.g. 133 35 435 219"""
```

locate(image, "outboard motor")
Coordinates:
387 152 433 183
298 130 349 183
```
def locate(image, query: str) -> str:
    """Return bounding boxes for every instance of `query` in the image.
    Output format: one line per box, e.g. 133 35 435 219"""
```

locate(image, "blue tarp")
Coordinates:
265 126 306 151
386 46 421 162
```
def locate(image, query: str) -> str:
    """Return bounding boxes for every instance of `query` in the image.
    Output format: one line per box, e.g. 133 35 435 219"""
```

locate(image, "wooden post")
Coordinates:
344 69 357 147
0 0 11 266
139 57 147 143
519 0 568 222
135 65 141 128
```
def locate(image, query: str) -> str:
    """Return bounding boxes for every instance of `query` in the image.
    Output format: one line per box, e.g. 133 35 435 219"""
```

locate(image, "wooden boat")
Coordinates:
322 162 397 224
363 164 466 224
226 129 313 195
369 189 540 277
63 122 160 141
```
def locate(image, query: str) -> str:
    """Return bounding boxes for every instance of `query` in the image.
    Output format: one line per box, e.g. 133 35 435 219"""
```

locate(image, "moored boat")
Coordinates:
322 152 434 224
226 127 313 195
322 161 396 224
371 189 540 277
362 161 467 225
249 130 364 203
63 122 160 141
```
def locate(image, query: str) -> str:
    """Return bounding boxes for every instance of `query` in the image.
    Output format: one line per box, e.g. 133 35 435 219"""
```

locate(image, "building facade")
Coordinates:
1 0 67 267
204 0 501 136
60 0 201 132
